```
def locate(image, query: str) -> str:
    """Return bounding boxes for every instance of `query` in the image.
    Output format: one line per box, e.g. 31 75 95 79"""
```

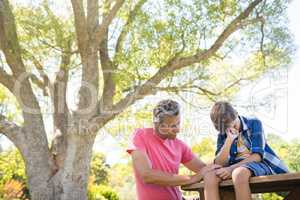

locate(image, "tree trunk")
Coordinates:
15 133 55 200
57 133 95 200
22 134 95 200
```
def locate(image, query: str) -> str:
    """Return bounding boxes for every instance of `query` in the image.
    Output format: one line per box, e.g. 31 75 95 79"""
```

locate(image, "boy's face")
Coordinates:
226 117 241 134
155 115 180 140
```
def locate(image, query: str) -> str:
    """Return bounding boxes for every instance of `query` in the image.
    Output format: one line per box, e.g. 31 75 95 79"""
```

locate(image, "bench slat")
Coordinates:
182 172 300 193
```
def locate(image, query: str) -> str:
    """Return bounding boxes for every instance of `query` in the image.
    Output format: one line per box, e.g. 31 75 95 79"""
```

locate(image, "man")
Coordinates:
127 99 219 200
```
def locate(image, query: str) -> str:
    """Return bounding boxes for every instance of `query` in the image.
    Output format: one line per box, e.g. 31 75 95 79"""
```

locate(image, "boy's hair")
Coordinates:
153 99 180 123
210 101 238 133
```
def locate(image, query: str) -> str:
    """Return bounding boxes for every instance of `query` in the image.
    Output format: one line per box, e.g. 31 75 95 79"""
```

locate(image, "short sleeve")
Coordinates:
181 142 196 164
126 129 147 154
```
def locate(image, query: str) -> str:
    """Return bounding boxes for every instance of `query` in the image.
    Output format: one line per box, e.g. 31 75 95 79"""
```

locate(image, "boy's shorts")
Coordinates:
241 161 273 176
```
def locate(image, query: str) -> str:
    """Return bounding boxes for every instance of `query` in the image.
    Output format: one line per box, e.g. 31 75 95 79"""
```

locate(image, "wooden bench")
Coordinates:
182 172 300 200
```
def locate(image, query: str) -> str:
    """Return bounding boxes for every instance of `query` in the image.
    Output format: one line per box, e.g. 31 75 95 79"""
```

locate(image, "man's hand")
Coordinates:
188 173 203 184
200 164 222 176
184 164 222 185
215 166 233 180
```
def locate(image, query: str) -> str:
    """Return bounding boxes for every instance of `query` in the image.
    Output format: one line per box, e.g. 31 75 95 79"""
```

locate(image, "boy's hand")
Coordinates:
187 164 222 185
215 167 233 180
226 128 238 142
200 164 222 176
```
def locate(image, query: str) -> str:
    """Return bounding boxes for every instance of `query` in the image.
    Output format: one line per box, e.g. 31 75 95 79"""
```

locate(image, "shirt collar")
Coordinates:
153 128 170 144
239 116 249 132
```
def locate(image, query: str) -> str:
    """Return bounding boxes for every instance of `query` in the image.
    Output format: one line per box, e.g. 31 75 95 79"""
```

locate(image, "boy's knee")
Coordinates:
203 171 221 187
232 167 251 185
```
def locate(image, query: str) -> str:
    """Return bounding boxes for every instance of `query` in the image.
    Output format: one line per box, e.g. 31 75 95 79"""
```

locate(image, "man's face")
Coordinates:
156 115 180 139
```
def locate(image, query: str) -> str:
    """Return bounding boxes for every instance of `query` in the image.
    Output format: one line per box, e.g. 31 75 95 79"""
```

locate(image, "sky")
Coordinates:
287 0 300 139
252 0 300 139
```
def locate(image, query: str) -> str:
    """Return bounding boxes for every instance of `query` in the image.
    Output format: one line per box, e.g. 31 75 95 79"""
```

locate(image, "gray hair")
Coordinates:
153 99 180 123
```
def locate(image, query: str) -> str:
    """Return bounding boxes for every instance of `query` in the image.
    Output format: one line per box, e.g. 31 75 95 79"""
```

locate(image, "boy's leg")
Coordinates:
203 170 221 200
232 167 252 200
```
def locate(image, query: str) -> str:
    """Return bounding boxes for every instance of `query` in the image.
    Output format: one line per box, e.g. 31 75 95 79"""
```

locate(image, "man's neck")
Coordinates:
154 128 168 140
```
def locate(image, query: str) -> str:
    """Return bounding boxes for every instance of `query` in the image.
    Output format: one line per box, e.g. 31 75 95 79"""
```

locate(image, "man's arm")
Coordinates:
184 157 222 178
183 157 206 173
131 150 203 186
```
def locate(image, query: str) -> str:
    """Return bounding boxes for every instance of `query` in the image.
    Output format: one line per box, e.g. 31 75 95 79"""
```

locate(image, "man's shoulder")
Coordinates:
132 128 154 139
173 137 189 148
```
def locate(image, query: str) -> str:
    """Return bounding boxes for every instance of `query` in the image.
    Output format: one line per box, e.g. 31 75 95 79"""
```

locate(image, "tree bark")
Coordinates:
20 126 97 200
50 129 96 200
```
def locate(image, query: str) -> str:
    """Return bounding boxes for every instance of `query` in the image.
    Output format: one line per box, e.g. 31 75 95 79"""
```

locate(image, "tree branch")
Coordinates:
167 0 263 71
259 17 266 67
0 113 23 142
40 40 79 54
71 0 89 58
94 0 125 48
51 50 71 136
0 0 49 150
0 0 40 112
22 52 51 96
32 58 50 95
155 81 236 96
99 29 116 112
87 0 99 36
115 0 146 56
71 0 100 114
29 73 48 95
0 0 25 76
49 52 71 169
0 67 14 93
153 76 250 103
89 0 263 129
98 2 117 112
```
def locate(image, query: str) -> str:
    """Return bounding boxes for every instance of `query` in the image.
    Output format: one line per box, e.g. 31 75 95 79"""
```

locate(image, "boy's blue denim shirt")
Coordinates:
215 116 289 174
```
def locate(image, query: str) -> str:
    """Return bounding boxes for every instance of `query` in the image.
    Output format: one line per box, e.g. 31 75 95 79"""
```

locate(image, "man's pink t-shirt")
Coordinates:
127 128 196 200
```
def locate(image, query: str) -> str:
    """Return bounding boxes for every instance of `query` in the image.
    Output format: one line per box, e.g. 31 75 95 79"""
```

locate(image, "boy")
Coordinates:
204 101 288 200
